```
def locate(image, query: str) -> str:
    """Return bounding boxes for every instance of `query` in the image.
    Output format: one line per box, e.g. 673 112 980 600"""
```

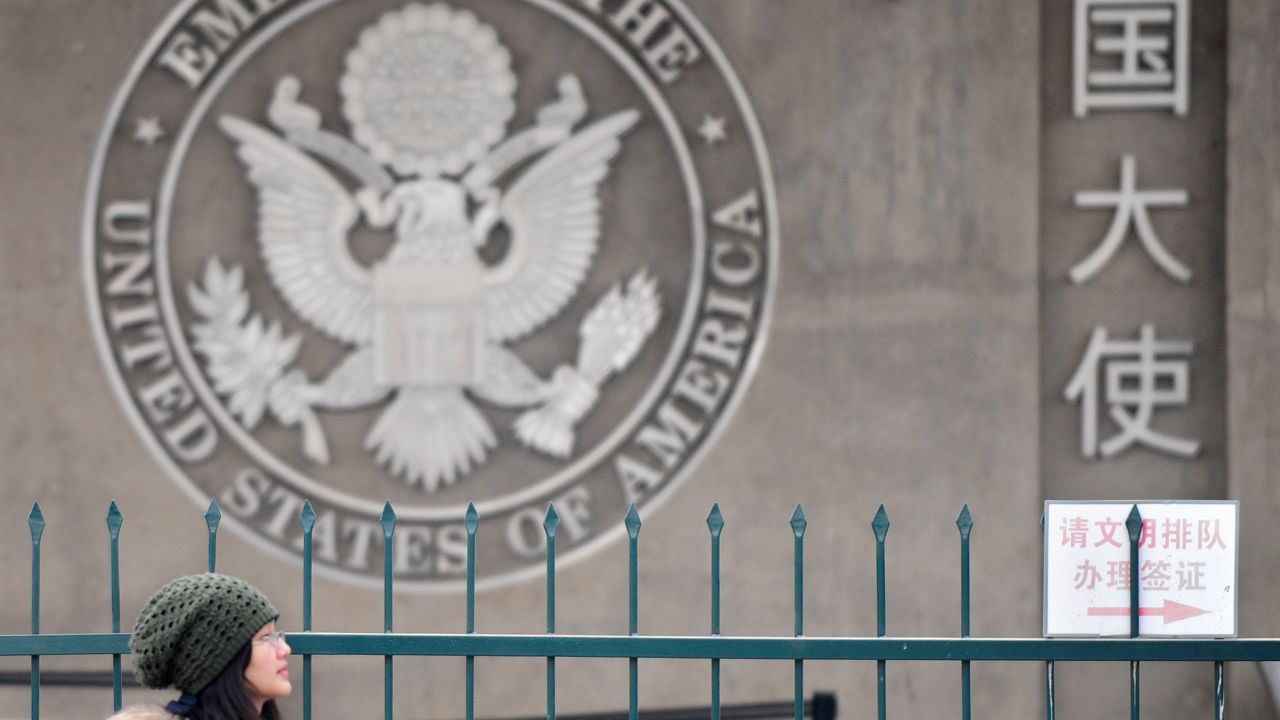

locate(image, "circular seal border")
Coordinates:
83 0 779 593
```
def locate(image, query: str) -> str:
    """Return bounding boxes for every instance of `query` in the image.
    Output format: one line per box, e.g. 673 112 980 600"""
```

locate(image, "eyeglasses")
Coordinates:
253 630 288 647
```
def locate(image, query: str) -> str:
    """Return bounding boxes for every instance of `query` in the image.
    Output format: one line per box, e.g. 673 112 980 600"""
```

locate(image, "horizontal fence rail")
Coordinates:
205 636 1280 663
470 693 838 720
4 633 1280 661
9 500 1269 720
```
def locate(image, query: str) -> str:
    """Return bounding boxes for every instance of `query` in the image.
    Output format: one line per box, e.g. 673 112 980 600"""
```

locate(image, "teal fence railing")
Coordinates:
4 500 1276 720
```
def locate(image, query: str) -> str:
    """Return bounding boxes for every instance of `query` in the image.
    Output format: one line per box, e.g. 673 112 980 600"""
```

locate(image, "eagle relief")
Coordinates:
85 0 777 590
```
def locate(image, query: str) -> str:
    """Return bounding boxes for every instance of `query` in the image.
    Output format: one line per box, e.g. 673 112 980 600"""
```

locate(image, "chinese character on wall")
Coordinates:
1073 0 1189 117
1071 154 1189 284
1064 324 1199 459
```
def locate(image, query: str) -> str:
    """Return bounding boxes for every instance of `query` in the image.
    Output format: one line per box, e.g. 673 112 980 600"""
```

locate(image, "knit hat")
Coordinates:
129 573 278 694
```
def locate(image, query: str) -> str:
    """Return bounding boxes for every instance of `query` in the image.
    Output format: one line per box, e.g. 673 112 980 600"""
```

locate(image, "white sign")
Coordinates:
1044 501 1237 637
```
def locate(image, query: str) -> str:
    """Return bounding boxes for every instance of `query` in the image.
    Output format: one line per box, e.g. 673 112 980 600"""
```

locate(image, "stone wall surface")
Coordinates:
1227 0 1280 717
0 0 1271 719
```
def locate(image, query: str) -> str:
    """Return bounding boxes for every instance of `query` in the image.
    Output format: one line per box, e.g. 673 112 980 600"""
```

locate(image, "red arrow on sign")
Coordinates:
1087 599 1210 624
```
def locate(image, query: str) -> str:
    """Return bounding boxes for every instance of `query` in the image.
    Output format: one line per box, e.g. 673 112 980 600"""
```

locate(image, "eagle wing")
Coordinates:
219 115 374 345
483 109 640 342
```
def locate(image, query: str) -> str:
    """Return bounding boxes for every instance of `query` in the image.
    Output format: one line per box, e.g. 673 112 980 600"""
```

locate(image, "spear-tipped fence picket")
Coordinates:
3 501 1274 720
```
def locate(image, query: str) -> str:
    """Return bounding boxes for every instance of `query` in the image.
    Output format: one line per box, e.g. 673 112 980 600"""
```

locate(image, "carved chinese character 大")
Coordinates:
1070 154 1190 284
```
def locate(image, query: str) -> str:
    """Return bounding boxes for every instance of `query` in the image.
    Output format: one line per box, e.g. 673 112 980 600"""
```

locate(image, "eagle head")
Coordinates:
387 179 473 261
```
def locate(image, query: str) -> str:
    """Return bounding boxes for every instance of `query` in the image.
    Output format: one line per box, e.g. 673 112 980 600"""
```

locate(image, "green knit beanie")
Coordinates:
129 573 278 694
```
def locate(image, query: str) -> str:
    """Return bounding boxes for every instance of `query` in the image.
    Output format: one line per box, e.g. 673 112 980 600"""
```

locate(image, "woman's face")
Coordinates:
244 621 292 709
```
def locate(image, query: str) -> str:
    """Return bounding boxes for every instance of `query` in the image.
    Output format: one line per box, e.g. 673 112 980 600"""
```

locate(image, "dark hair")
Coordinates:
183 641 281 720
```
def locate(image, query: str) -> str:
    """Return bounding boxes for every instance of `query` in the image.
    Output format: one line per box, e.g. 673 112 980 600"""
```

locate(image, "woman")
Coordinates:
129 573 292 719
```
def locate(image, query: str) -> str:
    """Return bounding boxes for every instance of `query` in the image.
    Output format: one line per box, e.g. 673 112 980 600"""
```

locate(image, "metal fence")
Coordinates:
4 500 1278 720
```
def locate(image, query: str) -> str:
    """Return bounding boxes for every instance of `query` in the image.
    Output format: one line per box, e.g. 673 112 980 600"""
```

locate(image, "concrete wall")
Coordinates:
0 0 1271 718
1227 0 1280 717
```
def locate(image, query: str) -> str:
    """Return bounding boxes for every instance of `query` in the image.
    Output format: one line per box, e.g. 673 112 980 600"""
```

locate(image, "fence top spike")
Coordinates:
464 503 479 534
624 504 642 538
871 505 890 540
204 499 221 530
1125 504 1143 542
380 502 398 535
28 502 45 541
543 504 560 537
706 504 724 536
299 500 316 532
790 505 807 537
106 501 123 537
956 505 973 537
